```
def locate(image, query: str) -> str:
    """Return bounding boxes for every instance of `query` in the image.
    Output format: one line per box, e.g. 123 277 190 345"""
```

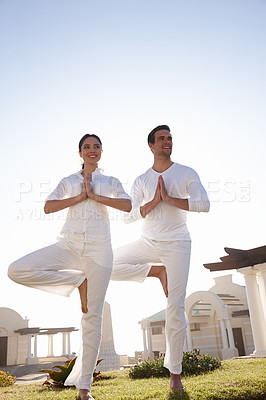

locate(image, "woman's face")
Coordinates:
79 137 102 166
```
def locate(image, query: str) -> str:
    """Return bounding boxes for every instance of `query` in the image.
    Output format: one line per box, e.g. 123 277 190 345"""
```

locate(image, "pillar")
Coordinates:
239 267 266 357
256 263 266 326
219 317 237 360
146 327 154 360
225 318 235 349
26 335 39 365
47 335 54 357
62 332 67 356
66 332 71 356
225 317 238 356
142 327 148 359
186 324 193 351
219 318 228 349
27 335 31 359
33 335 38 358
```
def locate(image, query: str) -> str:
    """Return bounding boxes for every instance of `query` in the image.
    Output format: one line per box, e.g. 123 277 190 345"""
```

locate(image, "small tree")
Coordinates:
40 357 103 387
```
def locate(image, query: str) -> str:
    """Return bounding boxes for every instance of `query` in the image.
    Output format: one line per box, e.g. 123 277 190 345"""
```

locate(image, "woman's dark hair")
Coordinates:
147 125 170 144
79 134 102 152
79 134 102 169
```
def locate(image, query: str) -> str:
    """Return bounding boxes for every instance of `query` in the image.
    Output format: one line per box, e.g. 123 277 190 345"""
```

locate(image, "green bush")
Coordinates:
0 370 16 387
129 356 169 379
129 350 221 379
182 350 221 376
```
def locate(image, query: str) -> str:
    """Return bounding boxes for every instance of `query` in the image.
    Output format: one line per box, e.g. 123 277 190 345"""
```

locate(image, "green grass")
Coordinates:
0 358 265 400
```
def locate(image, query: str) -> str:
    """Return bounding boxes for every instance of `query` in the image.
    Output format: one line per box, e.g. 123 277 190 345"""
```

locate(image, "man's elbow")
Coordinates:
188 198 210 213
124 201 132 213
200 199 210 213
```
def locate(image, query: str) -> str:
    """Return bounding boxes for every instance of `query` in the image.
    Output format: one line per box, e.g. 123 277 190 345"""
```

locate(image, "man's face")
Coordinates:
149 129 173 157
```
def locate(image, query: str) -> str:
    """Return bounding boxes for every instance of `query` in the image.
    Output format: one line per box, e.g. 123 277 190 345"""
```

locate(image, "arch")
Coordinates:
0 327 8 337
185 291 227 320
0 307 28 334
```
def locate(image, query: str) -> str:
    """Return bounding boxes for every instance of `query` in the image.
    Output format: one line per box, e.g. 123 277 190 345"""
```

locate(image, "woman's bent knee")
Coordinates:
8 261 21 282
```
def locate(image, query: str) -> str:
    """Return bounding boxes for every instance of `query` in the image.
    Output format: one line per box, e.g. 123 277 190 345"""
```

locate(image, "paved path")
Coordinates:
0 362 56 385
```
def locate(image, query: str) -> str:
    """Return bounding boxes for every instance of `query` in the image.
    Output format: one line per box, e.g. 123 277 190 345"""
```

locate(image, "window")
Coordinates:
190 323 200 331
152 327 163 335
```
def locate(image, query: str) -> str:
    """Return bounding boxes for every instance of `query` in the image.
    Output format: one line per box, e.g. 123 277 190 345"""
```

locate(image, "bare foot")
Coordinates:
170 373 185 391
148 265 168 297
79 389 94 399
78 279 88 313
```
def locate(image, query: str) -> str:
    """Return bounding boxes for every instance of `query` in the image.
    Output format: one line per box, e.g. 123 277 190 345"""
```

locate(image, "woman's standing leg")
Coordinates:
65 242 112 394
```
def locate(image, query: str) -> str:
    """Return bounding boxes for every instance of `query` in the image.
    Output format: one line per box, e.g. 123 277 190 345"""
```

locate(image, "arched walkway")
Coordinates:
186 291 238 359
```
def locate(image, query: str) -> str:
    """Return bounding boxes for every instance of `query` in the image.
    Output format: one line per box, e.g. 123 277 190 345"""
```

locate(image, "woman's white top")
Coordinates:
125 162 210 241
46 169 130 242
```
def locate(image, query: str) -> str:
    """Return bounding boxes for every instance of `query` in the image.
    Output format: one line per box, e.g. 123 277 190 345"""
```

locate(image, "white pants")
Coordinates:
8 238 113 391
112 236 191 375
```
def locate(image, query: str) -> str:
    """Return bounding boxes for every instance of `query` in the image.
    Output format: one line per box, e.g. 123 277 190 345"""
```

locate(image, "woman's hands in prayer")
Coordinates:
82 173 95 200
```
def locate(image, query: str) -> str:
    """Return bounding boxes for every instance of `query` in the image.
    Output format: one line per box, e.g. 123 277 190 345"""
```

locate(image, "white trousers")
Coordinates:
8 236 190 379
8 238 113 390
112 236 191 375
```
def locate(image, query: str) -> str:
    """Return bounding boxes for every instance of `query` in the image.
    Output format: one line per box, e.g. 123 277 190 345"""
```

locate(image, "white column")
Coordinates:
142 327 148 359
239 267 266 357
146 327 154 360
219 317 238 360
33 335 38 358
256 264 266 326
225 318 235 349
27 335 32 359
62 332 67 356
26 334 39 364
219 318 228 349
48 335 54 357
66 332 71 356
224 317 238 357
186 324 193 351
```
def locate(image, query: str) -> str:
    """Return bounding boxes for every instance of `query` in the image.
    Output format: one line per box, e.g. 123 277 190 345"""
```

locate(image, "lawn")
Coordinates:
0 358 265 400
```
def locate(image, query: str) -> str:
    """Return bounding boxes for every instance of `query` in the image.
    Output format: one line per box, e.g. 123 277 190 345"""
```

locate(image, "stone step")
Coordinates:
0 361 64 378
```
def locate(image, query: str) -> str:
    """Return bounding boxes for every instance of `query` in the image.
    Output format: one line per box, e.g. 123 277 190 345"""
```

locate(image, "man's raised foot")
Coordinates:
148 265 168 297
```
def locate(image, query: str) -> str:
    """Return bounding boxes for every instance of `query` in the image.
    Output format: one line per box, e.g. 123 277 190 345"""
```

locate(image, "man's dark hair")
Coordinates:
147 125 170 144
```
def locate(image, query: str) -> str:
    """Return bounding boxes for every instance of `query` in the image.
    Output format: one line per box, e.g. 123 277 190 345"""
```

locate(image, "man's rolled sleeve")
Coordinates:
187 168 210 213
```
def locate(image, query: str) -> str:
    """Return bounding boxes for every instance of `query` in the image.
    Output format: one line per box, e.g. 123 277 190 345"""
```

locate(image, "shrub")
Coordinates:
0 370 16 387
182 350 221 376
129 356 169 379
40 357 103 387
129 350 221 379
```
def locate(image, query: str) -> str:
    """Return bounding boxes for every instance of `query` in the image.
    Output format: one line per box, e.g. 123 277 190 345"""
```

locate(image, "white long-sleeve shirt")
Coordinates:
46 169 130 242
125 163 210 241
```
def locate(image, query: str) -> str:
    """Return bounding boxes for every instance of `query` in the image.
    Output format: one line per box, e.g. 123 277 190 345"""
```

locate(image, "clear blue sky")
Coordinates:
0 0 265 356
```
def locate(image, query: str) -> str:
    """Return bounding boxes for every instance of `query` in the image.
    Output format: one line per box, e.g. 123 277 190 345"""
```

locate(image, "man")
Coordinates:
111 124 210 391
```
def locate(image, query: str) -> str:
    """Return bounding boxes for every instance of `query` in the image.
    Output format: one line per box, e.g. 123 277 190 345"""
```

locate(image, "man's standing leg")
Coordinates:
159 240 191 391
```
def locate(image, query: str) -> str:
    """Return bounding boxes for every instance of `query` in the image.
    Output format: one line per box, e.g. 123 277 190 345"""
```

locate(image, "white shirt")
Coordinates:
46 169 130 242
125 162 210 241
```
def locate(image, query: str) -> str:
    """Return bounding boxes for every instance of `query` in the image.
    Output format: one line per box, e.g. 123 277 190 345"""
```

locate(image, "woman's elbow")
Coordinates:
205 200 210 212
44 202 52 214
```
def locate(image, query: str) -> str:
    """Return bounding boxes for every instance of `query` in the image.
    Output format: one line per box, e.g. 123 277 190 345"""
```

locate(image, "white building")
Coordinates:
0 302 120 372
140 275 255 360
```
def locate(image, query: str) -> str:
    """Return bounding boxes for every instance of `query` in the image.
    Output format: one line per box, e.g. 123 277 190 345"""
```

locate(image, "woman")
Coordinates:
8 134 131 400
